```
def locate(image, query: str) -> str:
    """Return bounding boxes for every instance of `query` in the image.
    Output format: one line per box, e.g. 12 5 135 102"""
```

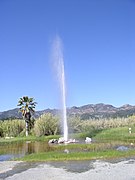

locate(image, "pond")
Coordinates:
0 141 53 161
0 140 134 161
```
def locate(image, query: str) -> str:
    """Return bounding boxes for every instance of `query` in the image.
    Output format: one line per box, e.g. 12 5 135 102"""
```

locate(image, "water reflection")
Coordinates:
0 141 53 161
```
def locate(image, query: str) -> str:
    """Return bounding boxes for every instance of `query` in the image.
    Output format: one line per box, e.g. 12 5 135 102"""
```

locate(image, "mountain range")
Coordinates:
0 103 135 120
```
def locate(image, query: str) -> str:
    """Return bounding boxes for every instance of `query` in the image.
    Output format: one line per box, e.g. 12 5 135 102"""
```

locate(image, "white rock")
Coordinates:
48 139 58 144
58 137 65 143
85 137 92 143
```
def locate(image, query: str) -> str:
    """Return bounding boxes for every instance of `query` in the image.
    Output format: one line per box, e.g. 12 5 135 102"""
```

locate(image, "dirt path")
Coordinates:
0 159 135 180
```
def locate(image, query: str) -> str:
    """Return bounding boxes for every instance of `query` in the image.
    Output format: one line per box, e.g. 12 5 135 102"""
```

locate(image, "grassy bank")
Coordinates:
0 135 60 144
94 126 135 142
18 149 135 161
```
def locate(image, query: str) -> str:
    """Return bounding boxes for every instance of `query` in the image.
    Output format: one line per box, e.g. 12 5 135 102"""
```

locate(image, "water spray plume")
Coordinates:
52 35 68 141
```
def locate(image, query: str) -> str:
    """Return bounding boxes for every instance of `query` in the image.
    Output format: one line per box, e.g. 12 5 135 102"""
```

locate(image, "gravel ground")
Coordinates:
0 161 22 174
1 159 135 180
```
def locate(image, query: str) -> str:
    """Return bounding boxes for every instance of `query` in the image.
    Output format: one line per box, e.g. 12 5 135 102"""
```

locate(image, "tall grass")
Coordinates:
79 116 135 131
0 119 25 137
33 113 61 137
0 115 135 138
68 115 135 139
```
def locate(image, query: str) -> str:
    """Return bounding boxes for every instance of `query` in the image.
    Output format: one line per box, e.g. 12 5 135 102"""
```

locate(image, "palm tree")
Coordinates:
17 96 37 136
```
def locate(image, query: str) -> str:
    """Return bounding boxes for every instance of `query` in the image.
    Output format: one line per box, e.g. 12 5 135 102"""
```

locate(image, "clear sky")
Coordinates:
0 0 135 111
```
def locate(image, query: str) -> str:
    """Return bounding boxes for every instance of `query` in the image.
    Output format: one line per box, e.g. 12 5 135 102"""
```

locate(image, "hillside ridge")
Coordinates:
0 103 135 120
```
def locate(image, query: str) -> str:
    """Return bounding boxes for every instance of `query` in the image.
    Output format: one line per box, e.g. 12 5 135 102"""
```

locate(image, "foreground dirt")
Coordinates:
0 159 135 180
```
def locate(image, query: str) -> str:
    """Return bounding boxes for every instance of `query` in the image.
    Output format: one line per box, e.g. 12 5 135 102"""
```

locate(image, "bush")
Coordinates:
0 119 25 137
68 116 82 133
34 113 60 137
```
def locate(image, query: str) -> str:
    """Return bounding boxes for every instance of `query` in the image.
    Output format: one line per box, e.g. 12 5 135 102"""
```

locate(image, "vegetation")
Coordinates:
0 119 25 137
0 112 135 161
18 149 135 161
94 126 135 142
0 115 135 139
34 113 60 136
17 96 37 136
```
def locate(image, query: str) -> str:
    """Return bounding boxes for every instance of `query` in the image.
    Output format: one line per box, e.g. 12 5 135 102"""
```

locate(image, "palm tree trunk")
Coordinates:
25 112 31 136
25 121 29 136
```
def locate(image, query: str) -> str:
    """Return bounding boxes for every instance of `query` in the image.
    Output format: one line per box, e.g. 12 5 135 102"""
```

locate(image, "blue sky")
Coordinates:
0 0 135 111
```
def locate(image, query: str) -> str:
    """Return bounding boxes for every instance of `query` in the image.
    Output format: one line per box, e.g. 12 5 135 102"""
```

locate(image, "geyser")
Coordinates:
52 35 68 141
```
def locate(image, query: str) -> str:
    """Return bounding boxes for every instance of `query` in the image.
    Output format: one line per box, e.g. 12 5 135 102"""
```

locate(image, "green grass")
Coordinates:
0 135 61 144
94 126 135 142
71 129 102 139
18 149 135 161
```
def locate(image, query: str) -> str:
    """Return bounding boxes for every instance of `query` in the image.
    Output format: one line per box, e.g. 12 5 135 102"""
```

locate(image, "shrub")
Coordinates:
0 119 25 137
68 116 82 133
34 113 60 137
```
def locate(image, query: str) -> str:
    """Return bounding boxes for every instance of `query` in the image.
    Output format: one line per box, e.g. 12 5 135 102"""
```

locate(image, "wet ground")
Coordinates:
1 158 135 180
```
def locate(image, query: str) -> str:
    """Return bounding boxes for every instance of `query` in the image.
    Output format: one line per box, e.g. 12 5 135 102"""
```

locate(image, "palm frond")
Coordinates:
29 107 35 112
23 96 29 102
29 98 34 103
17 96 37 117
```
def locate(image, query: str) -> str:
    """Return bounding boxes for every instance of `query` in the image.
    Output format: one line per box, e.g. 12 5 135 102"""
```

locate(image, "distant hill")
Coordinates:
67 103 135 119
0 103 135 120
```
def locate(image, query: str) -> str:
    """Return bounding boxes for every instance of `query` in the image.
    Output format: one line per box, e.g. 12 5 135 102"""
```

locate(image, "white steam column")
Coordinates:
52 35 68 141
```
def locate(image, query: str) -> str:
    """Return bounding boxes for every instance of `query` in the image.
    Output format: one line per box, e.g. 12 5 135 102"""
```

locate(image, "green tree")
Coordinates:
17 96 37 136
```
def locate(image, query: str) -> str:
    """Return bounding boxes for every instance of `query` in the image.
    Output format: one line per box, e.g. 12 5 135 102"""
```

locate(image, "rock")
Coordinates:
64 149 69 154
64 139 76 144
85 137 92 143
58 137 65 143
48 139 58 144
116 146 129 151
49 137 79 144
58 137 78 144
